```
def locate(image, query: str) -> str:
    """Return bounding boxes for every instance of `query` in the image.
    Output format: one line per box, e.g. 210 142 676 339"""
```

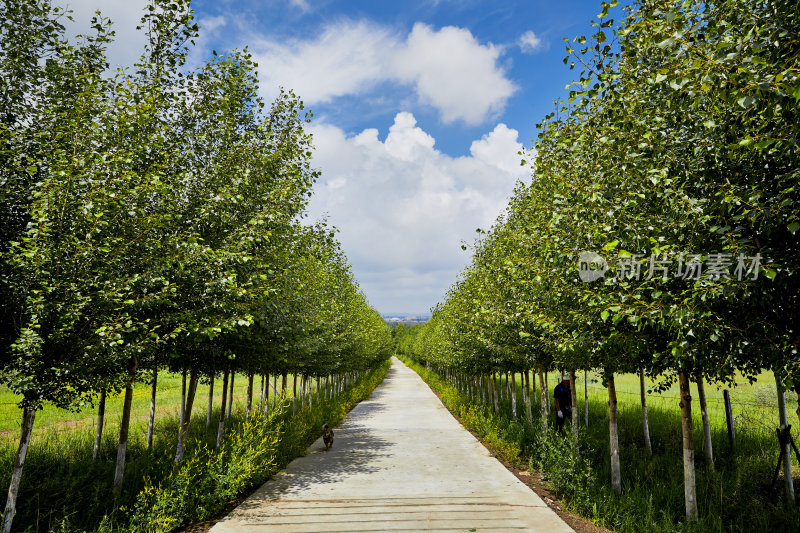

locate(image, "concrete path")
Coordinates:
211 358 573 532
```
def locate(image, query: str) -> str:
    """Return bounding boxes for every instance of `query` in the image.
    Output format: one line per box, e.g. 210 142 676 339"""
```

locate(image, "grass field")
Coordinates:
522 368 788 442
0 372 316 443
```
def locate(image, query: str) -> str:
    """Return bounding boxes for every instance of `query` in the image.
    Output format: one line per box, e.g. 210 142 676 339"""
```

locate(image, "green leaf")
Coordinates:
602 240 619 252
788 222 800 234
764 269 777 280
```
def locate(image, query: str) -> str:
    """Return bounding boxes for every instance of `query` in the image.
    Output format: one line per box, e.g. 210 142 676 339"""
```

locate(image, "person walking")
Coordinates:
554 374 572 434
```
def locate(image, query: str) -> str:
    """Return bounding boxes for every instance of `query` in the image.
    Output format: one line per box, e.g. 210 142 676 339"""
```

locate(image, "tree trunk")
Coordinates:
679 370 698 520
147 368 157 448
281 373 288 412
511 372 517 418
261 374 275 420
607 371 621 495
491 372 499 413
94 389 106 460
640 369 652 457
246 372 254 422
584 369 589 426
226 371 235 419
292 373 298 414
524 371 533 424
545 372 550 411
570 370 578 439
696 374 713 470
2 405 36 533
113 358 137 497
216 370 229 448
206 374 214 430
273 374 278 409
775 372 795 506
538 367 547 434
175 368 198 465
259 374 265 413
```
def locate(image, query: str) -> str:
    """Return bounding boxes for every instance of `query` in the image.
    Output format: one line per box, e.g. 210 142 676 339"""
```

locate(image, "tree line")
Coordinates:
0 1 392 532
398 0 799 522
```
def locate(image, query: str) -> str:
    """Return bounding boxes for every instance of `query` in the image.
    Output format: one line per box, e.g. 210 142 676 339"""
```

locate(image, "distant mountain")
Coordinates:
382 312 431 325
382 312 431 320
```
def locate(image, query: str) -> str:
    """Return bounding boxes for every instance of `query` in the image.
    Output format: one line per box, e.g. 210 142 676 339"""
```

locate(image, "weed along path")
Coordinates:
211 357 573 532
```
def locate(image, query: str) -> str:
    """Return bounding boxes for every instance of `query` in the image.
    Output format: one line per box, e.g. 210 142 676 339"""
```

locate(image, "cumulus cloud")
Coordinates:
251 20 516 125
307 112 528 312
518 30 545 53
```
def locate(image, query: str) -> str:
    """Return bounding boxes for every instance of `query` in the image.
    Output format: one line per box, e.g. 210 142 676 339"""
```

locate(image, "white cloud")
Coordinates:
518 30 545 53
393 23 516 125
307 112 528 312
55 0 149 68
289 0 312 12
250 20 516 125
251 20 396 104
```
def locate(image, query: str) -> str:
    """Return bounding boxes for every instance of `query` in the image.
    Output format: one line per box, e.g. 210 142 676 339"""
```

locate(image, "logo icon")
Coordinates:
578 251 608 282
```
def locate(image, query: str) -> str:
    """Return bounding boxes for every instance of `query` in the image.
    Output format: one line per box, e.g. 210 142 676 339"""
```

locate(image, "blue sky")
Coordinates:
61 0 621 314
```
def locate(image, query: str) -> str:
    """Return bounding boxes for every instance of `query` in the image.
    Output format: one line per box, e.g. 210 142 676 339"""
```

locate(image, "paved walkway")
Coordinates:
211 358 573 532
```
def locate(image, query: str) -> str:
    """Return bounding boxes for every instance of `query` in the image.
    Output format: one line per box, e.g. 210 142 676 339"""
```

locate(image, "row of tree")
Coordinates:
400 0 799 522
0 2 391 532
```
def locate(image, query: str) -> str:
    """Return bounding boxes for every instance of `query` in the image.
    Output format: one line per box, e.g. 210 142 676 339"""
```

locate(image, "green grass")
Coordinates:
0 373 315 442
403 358 800 533
0 363 390 532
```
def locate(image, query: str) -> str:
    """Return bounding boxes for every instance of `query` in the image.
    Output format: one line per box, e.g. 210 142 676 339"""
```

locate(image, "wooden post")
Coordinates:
696 374 713 470
678 370 698 520
723 389 735 449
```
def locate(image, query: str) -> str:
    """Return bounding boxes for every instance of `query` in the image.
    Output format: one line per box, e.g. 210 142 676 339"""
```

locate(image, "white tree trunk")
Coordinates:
511 372 517 418
216 370 229 448
147 368 157 448
175 368 198 464
570 370 578 439
94 389 107 459
607 371 621 495
2 405 36 533
113 378 135 496
538 367 547 434
640 369 652 457
679 371 698 520
226 371 235 419
246 373 254 422
524 370 533 424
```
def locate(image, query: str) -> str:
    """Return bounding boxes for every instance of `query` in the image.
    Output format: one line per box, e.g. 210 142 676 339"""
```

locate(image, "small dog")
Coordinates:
322 424 334 451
